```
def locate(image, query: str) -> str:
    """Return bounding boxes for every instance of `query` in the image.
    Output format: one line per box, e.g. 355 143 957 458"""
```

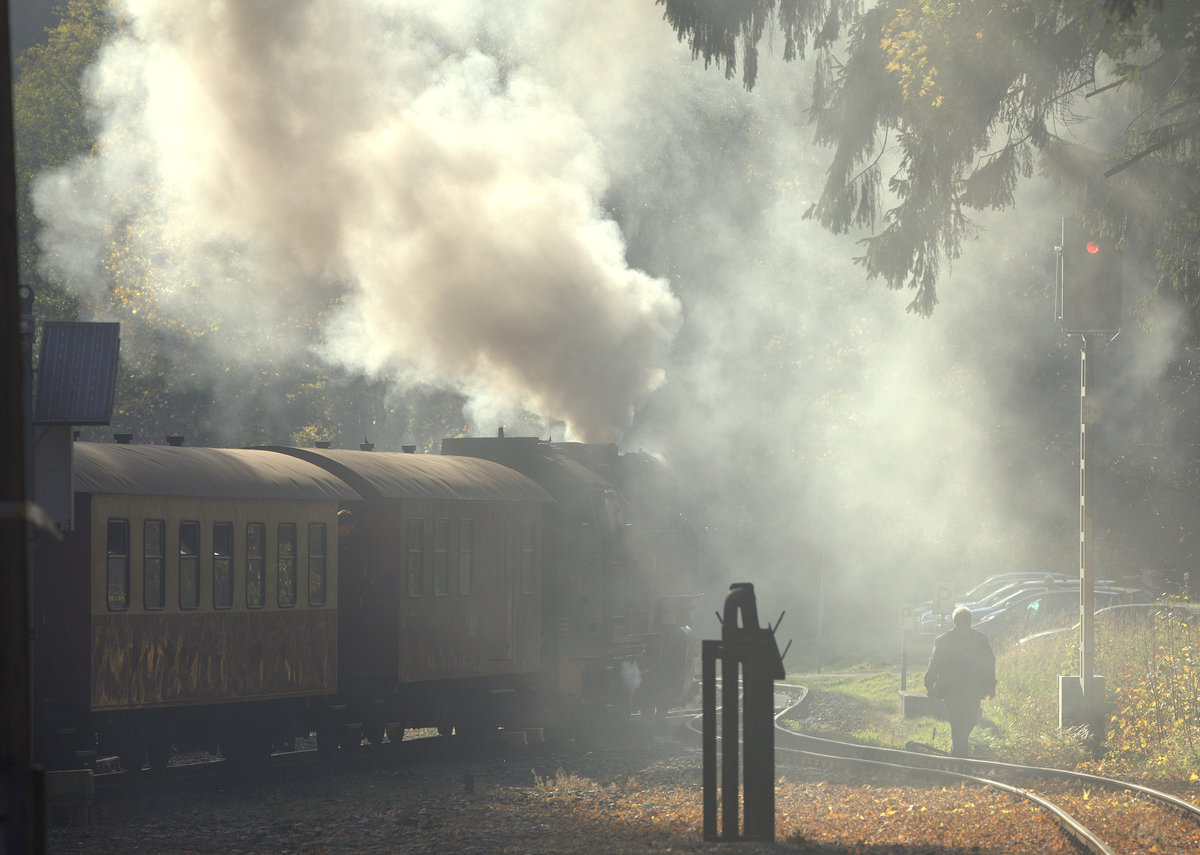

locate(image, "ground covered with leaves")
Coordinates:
48 721 1168 855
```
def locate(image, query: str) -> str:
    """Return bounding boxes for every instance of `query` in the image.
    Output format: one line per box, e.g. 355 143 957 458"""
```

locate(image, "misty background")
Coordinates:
18 0 1200 654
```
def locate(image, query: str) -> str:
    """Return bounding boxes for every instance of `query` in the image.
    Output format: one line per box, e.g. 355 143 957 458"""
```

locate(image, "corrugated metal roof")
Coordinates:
34 322 120 425
74 444 360 501
265 447 556 504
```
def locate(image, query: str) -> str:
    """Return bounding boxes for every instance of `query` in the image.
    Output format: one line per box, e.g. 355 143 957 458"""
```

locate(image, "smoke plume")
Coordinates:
30 0 1194 648
33 0 680 443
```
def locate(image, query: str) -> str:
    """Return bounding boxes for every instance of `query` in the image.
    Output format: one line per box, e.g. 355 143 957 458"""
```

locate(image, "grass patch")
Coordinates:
789 605 1200 780
794 671 899 708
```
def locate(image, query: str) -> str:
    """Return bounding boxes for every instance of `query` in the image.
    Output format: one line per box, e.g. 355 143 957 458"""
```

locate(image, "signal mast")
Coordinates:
1055 217 1123 750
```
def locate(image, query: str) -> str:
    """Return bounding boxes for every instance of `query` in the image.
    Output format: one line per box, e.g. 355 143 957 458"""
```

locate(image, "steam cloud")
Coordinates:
33 0 681 443
30 0 1192 642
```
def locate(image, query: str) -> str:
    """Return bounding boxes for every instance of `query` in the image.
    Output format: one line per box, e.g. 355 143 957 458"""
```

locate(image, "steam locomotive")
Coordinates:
31 435 699 771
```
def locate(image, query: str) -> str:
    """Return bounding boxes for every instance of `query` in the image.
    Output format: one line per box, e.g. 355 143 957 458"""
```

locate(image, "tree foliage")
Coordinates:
13 0 113 318
658 0 1200 326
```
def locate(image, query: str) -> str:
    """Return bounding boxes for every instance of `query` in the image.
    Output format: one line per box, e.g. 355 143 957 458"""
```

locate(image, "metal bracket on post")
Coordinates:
702 583 787 842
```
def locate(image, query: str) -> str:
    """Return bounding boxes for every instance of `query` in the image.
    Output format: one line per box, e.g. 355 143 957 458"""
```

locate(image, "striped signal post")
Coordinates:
1057 218 1119 751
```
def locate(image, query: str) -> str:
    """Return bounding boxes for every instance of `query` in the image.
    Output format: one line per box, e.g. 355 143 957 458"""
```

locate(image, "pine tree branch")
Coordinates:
1105 119 1200 178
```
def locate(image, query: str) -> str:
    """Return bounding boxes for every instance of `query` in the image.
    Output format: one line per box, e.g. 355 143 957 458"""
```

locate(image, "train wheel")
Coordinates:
342 723 363 755
362 720 385 746
117 732 146 774
317 724 341 761
221 735 267 768
455 715 496 748
221 724 269 769
147 736 172 771
44 725 89 771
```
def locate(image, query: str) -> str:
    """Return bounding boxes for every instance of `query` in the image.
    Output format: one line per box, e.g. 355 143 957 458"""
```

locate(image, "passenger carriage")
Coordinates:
33 443 358 770
269 447 553 744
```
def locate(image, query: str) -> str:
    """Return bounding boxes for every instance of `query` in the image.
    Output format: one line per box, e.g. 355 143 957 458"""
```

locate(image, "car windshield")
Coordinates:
961 575 1037 601
961 573 1071 604
978 582 1047 608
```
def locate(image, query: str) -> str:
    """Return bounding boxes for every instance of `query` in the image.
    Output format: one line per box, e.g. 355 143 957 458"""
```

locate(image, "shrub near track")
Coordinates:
998 604 1200 779
1083 605 1200 780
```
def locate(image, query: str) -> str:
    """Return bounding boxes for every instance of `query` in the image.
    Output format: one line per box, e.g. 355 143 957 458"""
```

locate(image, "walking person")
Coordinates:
924 605 996 757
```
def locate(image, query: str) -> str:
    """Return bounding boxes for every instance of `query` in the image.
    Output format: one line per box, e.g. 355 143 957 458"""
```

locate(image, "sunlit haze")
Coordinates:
29 0 1192 645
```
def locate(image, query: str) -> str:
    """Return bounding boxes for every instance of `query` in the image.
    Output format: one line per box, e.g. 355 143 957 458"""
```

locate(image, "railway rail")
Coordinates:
82 727 478 803
53 682 1200 854
767 683 1200 854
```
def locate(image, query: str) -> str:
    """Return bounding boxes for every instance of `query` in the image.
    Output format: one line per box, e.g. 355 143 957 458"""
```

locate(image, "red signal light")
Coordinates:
1061 217 1122 332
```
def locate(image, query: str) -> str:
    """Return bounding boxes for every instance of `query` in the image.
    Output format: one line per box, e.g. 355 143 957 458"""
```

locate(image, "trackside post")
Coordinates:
702 583 787 842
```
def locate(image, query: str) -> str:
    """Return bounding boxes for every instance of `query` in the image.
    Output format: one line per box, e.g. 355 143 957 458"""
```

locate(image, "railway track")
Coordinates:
61 685 1200 854
84 728 480 802
765 683 1200 854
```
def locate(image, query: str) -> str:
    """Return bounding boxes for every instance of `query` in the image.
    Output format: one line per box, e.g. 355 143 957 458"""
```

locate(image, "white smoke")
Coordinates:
619 660 642 695
29 0 1192 645
33 0 681 443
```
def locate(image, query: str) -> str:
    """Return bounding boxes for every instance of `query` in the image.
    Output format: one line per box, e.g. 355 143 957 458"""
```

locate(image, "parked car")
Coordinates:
974 586 1143 641
913 572 1075 620
916 575 1083 636
1018 599 1200 645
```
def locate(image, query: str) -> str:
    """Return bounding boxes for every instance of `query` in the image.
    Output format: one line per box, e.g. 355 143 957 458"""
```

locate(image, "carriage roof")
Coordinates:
73 443 359 502
262 447 555 504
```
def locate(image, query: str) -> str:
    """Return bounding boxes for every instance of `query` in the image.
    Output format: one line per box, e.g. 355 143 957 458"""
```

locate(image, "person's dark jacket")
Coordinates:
924 626 996 700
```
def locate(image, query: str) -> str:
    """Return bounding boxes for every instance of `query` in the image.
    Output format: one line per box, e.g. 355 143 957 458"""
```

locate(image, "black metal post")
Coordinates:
701 640 717 840
742 654 775 839
720 636 739 840
700 583 787 843
1 0 45 850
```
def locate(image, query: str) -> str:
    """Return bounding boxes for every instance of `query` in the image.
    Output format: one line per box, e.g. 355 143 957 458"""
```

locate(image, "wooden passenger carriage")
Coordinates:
34 443 358 770
33 441 555 770
270 447 553 741
441 436 701 722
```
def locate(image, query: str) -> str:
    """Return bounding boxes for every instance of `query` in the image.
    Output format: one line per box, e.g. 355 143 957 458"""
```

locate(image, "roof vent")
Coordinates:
402 445 416 454
166 435 185 446
114 433 133 444
315 441 331 449
360 438 374 451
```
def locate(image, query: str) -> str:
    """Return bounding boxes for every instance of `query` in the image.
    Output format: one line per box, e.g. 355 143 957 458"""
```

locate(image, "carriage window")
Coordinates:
179 521 200 610
143 519 165 610
458 519 473 596
308 522 327 606
433 518 449 596
278 522 297 607
246 522 265 609
407 518 423 597
106 519 129 611
496 522 508 592
213 522 233 610
521 520 536 594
